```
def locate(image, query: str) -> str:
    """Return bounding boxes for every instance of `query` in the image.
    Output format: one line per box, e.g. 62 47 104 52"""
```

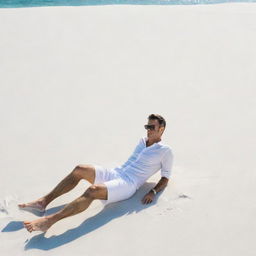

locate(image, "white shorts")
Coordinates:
93 165 137 206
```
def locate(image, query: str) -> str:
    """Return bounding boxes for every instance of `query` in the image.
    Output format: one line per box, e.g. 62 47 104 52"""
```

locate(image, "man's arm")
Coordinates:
141 177 169 204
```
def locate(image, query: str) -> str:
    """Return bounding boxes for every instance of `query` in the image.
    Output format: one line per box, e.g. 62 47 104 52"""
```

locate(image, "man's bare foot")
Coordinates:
23 217 53 233
18 199 46 213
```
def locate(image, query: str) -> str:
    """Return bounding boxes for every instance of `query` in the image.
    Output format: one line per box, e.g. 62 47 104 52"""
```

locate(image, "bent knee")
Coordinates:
83 185 107 200
75 164 92 170
72 164 91 177
83 185 98 198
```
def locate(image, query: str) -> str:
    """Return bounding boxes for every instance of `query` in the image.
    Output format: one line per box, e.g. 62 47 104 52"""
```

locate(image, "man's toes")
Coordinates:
27 227 32 233
25 224 33 232
24 222 31 229
28 227 34 232
24 223 29 229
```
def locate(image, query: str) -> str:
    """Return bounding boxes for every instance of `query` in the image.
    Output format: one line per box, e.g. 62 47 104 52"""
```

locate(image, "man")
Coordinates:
19 114 174 233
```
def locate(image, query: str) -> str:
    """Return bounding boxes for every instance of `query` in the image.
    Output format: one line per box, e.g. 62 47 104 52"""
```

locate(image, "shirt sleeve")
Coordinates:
161 148 174 179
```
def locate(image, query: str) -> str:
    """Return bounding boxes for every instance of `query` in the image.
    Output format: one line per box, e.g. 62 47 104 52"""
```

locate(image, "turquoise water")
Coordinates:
0 0 256 8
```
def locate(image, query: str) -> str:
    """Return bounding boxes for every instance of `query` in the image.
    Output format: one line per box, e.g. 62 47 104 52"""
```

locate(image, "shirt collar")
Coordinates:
143 137 163 148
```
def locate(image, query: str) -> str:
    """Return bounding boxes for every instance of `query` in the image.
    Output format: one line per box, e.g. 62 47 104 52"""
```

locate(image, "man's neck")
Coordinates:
146 137 161 147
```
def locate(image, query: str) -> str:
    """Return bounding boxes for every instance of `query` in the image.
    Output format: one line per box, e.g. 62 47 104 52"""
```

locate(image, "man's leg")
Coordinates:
18 164 96 211
23 184 108 232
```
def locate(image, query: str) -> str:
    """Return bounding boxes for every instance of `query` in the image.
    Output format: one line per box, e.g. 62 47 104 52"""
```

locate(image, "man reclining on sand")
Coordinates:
19 114 174 233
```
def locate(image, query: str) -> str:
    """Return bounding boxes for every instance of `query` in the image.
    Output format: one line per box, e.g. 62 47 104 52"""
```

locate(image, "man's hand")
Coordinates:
141 191 155 204
141 177 169 204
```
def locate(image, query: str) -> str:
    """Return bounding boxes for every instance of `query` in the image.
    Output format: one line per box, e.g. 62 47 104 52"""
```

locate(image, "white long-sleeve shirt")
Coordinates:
114 137 174 190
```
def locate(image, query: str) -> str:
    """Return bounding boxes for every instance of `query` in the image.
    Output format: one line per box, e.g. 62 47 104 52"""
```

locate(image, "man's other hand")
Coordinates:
141 191 154 204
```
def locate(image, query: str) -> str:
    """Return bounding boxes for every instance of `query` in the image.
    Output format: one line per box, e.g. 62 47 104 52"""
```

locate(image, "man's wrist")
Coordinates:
150 188 157 195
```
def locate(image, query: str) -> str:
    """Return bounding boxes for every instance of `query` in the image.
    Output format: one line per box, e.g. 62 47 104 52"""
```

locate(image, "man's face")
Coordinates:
145 119 164 139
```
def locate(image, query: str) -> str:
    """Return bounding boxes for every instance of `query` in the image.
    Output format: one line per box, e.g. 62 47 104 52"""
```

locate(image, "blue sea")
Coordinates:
0 0 256 8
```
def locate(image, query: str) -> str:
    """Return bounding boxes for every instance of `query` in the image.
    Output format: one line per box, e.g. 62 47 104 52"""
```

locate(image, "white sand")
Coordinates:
0 3 256 255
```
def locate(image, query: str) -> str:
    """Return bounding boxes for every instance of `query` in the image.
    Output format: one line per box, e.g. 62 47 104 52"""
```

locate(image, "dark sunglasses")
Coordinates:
144 124 156 131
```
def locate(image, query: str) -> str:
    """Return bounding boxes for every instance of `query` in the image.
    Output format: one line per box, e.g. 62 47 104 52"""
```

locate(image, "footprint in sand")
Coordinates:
178 194 191 199
0 203 9 215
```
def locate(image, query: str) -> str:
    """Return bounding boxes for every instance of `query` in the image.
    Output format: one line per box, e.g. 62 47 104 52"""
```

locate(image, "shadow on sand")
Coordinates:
2 182 162 250
0 0 254 9
1 204 66 232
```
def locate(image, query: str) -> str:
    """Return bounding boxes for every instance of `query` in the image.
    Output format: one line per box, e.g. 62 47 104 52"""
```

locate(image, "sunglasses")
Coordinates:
144 124 156 131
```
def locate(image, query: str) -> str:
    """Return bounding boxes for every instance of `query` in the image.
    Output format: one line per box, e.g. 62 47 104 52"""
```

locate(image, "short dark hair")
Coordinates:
148 114 166 128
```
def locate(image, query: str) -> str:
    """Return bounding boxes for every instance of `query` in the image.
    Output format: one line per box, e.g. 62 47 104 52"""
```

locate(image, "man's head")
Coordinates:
145 114 166 140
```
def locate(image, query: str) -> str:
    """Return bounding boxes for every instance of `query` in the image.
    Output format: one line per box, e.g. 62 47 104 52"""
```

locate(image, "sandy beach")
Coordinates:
0 3 256 255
